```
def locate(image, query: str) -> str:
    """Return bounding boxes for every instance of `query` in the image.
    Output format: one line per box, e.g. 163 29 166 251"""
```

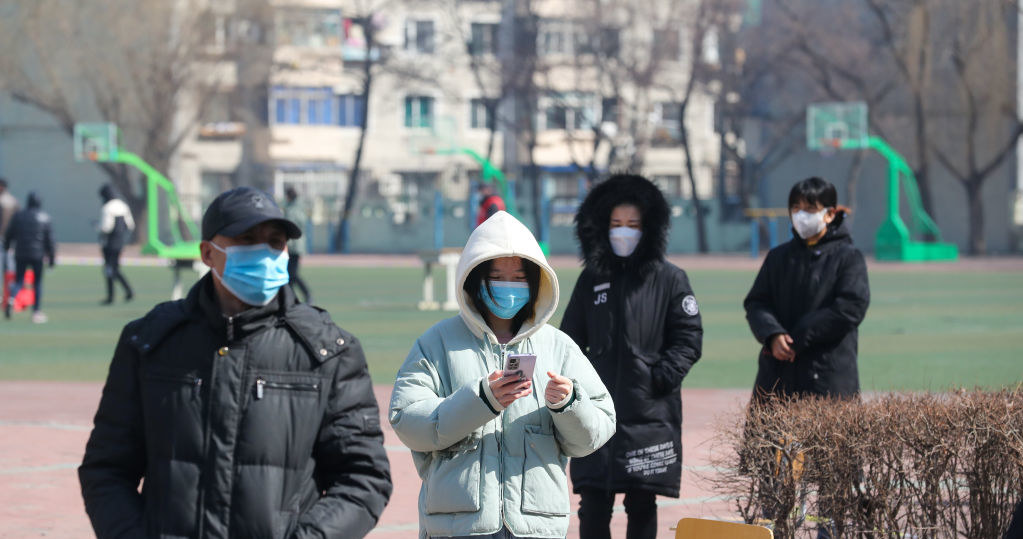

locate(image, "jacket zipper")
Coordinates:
253 378 320 400
608 272 628 492
197 315 233 537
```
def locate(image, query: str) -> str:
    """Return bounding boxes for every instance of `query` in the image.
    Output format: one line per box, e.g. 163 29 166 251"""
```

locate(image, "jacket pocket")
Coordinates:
423 446 483 514
253 377 321 401
238 372 325 469
520 427 570 515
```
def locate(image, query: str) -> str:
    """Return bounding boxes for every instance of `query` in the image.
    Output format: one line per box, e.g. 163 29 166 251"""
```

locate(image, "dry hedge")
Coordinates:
709 389 1023 538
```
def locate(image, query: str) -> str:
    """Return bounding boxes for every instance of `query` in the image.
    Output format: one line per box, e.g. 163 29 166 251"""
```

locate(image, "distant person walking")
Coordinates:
560 174 703 539
3 191 55 323
744 176 870 400
282 186 311 303
475 182 506 227
0 178 19 273
0 178 18 241
98 184 135 304
79 186 392 538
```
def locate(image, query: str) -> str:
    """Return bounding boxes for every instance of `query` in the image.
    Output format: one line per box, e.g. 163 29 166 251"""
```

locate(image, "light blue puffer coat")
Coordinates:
389 212 616 538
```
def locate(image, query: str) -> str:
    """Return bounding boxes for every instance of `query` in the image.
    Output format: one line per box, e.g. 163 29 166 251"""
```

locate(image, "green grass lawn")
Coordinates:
1 263 1021 391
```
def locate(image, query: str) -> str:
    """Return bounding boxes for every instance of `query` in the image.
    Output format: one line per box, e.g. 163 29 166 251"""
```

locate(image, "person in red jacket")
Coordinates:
475 182 506 227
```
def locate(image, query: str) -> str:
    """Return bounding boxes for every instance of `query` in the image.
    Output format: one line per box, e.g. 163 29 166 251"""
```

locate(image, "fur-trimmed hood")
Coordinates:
574 174 671 276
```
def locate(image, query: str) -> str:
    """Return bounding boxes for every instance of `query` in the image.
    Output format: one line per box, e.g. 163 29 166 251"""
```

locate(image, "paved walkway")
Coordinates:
0 381 750 538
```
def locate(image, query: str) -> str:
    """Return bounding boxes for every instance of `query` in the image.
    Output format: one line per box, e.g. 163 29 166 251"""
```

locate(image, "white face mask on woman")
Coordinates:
791 209 829 239
609 227 642 257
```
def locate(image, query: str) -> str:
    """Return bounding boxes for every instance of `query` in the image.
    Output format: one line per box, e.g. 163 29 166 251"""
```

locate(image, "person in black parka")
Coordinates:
3 191 56 323
744 176 870 400
561 174 703 539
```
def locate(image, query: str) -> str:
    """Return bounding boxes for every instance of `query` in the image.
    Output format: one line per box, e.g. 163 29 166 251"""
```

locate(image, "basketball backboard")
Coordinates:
806 102 868 150
74 123 120 162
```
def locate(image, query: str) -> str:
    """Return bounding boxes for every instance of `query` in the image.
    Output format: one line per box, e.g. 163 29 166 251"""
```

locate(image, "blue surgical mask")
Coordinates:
210 242 290 306
480 280 530 320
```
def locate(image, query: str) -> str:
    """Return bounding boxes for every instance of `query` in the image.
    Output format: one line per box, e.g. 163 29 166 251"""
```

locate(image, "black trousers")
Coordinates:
578 488 657 539
287 255 311 303
10 258 44 311
102 247 133 300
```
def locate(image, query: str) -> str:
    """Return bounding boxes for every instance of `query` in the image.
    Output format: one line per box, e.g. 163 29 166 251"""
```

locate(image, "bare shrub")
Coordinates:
708 388 1023 539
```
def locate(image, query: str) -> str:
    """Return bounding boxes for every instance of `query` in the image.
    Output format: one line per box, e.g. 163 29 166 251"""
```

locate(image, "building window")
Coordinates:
469 22 498 56
270 87 361 127
601 97 618 126
539 20 569 56
540 20 618 57
275 8 342 48
405 96 434 128
653 28 680 61
337 95 365 127
470 98 495 130
542 93 596 131
599 27 620 57
405 19 435 54
652 102 682 146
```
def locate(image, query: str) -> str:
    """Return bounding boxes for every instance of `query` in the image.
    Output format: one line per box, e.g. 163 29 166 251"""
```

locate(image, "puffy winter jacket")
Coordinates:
3 204 55 263
560 175 703 498
389 211 616 538
100 198 135 251
743 220 870 398
79 276 392 539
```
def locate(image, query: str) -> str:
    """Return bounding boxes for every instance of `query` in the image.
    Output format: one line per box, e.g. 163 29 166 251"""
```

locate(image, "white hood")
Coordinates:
456 211 559 345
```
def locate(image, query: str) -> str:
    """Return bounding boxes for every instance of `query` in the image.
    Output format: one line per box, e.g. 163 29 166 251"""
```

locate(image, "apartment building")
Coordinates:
171 0 722 249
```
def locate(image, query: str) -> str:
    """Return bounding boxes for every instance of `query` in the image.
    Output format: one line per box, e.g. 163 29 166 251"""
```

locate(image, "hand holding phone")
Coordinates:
488 370 532 408
503 353 537 382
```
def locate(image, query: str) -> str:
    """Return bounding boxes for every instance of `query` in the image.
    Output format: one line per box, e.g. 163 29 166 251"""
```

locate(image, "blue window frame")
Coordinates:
337 95 365 127
269 86 344 126
275 99 287 123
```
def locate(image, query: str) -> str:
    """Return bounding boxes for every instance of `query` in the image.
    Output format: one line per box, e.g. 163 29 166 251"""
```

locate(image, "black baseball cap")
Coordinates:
201 186 302 241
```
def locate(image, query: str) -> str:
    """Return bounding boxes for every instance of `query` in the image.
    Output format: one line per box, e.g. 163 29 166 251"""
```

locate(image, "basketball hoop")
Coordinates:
818 138 842 157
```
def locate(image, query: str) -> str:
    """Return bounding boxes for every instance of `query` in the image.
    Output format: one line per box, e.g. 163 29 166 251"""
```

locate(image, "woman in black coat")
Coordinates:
744 177 870 399
561 174 703 539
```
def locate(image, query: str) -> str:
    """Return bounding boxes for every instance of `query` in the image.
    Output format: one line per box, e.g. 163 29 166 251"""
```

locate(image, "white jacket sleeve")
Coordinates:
549 338 616 457
389 340 498 452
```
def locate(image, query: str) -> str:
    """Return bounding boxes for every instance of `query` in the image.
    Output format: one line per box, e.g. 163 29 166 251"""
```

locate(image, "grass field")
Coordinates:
1 264 1021 390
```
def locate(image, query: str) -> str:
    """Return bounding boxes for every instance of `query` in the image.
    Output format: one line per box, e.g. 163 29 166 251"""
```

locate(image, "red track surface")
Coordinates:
0 382 750 538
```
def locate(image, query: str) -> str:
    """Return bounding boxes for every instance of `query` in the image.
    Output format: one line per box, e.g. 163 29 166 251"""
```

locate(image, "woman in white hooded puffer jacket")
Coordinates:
389 211 616 539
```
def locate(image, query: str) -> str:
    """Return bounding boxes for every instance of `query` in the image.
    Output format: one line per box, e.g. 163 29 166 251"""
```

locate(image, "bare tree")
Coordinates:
670 0 745 253
331 0 444 252
928 0 1022 254
540 0 690 183
0 0 224 239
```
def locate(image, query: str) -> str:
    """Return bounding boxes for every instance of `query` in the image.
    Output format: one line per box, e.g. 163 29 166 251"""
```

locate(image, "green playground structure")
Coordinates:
807 102 958 262
74 123 201 260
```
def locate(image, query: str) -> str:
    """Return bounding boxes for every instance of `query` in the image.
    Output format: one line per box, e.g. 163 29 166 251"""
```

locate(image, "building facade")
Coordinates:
170 0 724 252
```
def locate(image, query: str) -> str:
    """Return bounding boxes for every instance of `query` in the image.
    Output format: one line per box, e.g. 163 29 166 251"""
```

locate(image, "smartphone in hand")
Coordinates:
504 353 537 382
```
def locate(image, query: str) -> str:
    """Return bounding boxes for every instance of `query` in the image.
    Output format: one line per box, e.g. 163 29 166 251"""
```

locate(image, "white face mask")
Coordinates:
609 226 642 257
791 209 829 239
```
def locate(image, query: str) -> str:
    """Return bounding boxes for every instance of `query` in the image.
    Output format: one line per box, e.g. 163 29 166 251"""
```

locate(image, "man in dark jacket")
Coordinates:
98 184 135 304
3 191 55 323
561 174 703 539
79 186 392 539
